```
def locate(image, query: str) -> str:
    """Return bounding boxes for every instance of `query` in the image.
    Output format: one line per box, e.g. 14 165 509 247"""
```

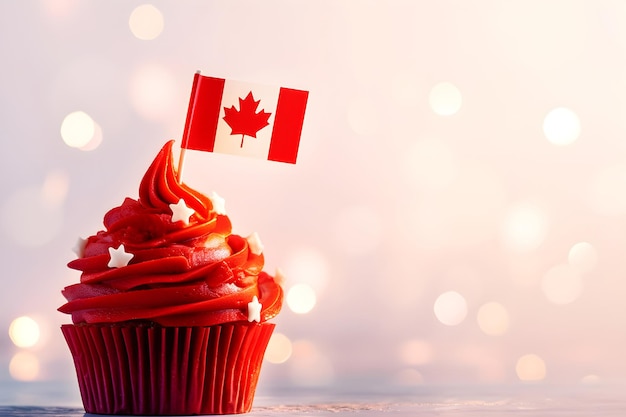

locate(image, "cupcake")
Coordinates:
59 140 283 415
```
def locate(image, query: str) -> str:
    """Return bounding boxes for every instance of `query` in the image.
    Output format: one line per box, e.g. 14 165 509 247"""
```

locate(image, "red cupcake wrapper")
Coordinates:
61 322 275 415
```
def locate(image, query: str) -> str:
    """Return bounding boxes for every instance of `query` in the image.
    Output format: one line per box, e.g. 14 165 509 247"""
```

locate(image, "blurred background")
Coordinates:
1 0 626 406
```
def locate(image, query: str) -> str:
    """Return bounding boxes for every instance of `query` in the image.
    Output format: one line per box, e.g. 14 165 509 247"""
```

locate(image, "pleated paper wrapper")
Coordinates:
61 322 275 415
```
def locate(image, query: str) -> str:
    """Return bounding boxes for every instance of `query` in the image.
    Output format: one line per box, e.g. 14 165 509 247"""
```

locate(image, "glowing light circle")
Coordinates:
399 339 433 365
129 65 178 121
541 264 583 305
289 340 334 386
433 291 468 326
568 241 598 273
8 316 41 348
283 248 329 293
476 302 510 336
9 352 40 381
501 203 548 252
516 354 546 381
265 332 293 364
286 284 317 314
60 111 95 148
129 4 164 40
429 82 462 116
543 107 581 146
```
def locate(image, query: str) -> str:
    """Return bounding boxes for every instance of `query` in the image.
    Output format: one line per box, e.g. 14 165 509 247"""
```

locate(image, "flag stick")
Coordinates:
177 70 202 182
176 147 187 181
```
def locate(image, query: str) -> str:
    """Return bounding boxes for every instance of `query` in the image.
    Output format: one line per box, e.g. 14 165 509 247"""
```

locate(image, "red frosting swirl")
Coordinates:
59 140 283 327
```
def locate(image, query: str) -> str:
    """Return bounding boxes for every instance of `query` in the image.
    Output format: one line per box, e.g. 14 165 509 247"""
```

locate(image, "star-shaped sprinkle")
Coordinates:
108 244 134 268
73 237 87 258
246 232 264 255
210 191 226 215
169 198 195 225
247 295 262 323
274 267 286 287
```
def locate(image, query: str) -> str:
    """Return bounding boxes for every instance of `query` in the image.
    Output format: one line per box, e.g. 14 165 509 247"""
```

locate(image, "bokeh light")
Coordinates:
567 241 598 273
541 264 584 305
404 138 457 190
9 352 40 381
393 368 424 386
129 4 164 40
41 170 70 206
283 248 330 293
433 291 468 326
501 203 548 252
332 205 381 256
581 374 601 385
265 332 293 364
399 339 433 365
429 82 462 116
516 354 546 382
1 186 64 247
286 283 317 314
129 64 179 121
289 340 334 386
79 122 103 151
543 107 581 146
60 111 96 148
453 343 508 382
8 316 41 348
476 302 510 336
346 96 381 136
40 0 77 19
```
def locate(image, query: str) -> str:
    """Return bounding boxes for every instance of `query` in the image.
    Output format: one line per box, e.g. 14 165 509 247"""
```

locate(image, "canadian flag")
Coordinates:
181 73 308 164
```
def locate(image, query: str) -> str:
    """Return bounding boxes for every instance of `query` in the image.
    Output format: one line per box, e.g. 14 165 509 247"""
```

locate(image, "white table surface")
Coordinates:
0 382 624 416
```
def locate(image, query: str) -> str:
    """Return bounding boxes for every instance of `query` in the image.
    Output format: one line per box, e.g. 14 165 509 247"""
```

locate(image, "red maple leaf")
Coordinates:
222 92 272 148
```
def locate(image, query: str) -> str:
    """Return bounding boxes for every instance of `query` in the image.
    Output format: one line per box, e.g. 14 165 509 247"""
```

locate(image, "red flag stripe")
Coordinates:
182 75 225 152
268 88 309 164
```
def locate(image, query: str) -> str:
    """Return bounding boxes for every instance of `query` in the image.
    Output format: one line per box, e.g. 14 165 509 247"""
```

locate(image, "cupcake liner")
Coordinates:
61 322 275 415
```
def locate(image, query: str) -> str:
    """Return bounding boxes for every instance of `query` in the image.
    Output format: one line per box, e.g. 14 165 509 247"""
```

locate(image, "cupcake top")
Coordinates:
59 140 283 327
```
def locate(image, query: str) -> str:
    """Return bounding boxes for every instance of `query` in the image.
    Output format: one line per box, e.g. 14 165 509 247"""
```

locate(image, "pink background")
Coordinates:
0 0 625 397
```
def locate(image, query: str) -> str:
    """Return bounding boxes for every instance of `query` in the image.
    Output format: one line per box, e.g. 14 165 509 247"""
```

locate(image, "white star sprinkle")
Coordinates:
247 295 262 323
73 237 87 258
108 244 134 268
274 267 286 287
210 191 226 215
169 198 195 225
246 232 264 255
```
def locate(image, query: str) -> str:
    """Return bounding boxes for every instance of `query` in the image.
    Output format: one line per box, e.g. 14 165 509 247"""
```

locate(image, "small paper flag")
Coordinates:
182 73 308 164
